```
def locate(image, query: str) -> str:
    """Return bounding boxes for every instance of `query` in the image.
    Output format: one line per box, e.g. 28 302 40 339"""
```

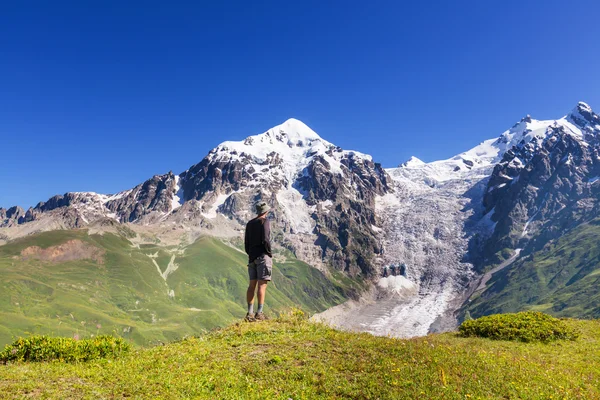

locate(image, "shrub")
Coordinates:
0 335 131 363
464 311 473 321
459 311 579 343
275 307 307 323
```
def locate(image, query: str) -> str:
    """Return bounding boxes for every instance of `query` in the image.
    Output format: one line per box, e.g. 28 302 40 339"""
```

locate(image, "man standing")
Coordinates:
244 201 273 321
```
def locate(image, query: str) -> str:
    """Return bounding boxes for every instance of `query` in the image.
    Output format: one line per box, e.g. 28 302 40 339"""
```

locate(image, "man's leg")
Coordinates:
254 255 272 320
246 260 258 320
247 279 258 313
256 280 268 314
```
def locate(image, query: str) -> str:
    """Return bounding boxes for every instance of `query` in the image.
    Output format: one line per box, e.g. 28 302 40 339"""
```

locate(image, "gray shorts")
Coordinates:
248 255 272 281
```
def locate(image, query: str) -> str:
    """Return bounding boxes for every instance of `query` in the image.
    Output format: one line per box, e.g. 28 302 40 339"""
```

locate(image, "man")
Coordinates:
244 201 273 321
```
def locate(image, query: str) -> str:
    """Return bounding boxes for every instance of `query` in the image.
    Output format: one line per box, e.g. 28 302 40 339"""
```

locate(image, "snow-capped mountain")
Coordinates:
316 101 600 337
1 118 391 276
175 118 392 274
3 103 600 338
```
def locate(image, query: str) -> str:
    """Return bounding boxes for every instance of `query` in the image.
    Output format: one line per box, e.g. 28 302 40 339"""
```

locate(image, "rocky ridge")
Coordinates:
482 102 600 265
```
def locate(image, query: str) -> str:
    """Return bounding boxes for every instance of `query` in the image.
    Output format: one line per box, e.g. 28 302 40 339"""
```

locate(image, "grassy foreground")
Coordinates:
1 313 599 399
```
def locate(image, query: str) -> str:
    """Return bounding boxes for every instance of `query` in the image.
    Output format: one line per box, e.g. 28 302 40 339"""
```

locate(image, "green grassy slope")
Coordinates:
1 314 599 399
467 219 600 319
0 230 351 347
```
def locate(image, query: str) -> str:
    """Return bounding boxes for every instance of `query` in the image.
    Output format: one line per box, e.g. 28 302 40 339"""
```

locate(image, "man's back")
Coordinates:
244 217 272 262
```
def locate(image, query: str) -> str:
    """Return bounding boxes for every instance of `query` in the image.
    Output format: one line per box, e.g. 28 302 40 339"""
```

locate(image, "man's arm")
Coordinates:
244 223 250 255
263 219 273 257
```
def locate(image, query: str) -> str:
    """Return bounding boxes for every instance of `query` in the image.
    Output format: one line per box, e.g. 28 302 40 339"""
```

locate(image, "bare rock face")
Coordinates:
218 193 248 224
105 172 179 223
21 239 105 264
0 206 26 227
297 154 391 275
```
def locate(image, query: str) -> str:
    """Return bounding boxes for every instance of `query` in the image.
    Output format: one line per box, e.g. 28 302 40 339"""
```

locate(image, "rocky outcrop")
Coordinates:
106 172 179 223
297 154 392 275
0 206 26 227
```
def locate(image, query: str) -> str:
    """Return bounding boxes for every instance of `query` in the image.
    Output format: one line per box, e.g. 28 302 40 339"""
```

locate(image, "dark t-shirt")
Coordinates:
244 217 272 262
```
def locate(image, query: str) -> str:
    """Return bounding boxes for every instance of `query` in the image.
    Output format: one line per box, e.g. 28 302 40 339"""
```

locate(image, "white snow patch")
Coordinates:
377 275 417 295
488 183 507 192
521 211 540 238
276 188 314 234
401 156 426 168
371 224 382 233
199 118 371 195
202 193 230 219
171 175 183 211
389 116 589 186
320 199 334 214
478 207 497 232
105 189 132 202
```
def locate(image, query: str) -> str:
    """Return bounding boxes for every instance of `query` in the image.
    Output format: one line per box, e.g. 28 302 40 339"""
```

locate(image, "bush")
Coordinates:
275 307 307 323
459 311 579 343
0 335 131 363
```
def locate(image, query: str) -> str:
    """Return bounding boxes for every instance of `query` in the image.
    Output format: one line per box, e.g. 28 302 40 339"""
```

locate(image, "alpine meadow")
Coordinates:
3 1 600 398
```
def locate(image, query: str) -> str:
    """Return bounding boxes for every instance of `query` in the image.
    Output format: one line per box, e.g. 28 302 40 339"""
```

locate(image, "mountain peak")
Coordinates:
567 101 598 128
574 101 592 113
520 114 533 124
400 156 425 168
266 118 323 142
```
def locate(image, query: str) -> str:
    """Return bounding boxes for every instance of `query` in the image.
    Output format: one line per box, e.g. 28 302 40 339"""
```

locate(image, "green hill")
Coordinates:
1 313 599 399
467 219 600 319
0 229 355 347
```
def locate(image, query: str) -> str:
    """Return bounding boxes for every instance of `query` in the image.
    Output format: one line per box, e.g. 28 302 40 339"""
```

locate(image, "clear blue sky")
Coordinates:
2 0 599 208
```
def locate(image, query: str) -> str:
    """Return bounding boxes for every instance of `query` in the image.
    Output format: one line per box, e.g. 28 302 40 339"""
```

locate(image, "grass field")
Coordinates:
467 219 600 319
0 229 351 347
1 312 598 399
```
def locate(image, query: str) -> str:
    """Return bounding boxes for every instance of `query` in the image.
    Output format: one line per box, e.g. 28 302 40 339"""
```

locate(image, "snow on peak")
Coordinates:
209 118 371 182
201 118 373 233
239 118 327 152
270 118 323 142
574 101 592 114
400 156 425 168
214 118 330 158
566 101 599 130
389 103 600 186
389 112 584 184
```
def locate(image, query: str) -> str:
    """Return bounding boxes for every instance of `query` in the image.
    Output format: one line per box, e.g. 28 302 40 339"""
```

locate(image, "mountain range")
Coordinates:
2 102 600 344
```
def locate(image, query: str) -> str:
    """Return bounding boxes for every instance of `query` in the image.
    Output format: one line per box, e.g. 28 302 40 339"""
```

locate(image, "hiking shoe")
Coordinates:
244 313 256 322
254 312 267 321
